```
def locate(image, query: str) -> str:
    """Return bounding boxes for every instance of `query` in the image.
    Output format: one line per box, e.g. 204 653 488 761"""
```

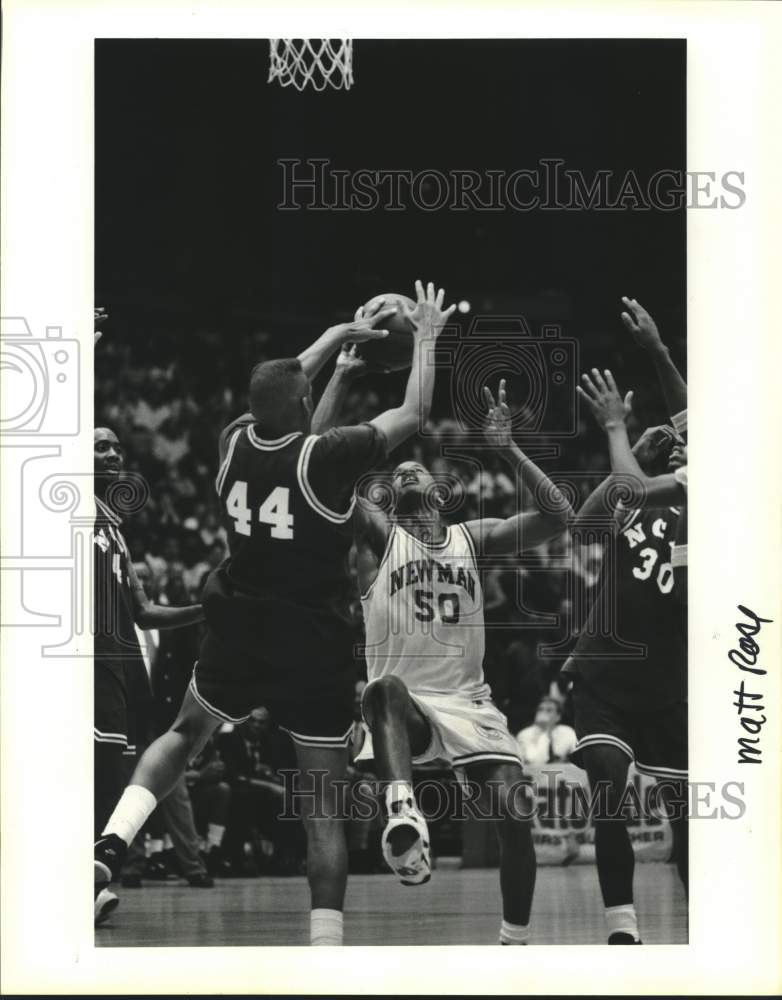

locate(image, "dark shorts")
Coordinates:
94 662 128 749
191 626 354 748
570 678 687 779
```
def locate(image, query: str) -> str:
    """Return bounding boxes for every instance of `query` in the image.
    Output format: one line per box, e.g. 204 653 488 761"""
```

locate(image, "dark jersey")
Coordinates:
93 497 146 681
214 416 387 621
563 506 686 710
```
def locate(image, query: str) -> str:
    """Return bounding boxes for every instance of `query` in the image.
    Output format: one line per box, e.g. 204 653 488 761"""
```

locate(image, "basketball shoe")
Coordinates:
95 832 128 887
381 798 431 886
94 887 119 926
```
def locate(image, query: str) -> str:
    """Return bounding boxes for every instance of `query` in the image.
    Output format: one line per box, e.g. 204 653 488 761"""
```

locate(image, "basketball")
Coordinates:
356 292 417 372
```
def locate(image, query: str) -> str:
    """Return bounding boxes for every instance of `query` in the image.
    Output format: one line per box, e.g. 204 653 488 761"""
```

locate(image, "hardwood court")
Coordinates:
97 863 687 947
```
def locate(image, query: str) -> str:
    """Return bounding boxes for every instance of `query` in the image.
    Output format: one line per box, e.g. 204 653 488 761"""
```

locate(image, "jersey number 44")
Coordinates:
226 481 295 540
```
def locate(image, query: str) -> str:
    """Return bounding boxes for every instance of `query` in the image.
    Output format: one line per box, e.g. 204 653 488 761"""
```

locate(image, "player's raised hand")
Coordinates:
577 368 634 430
620 297 663 352
354 297 390 323
405 279 457 339
483 378 513 448
327 301 397 346
631 424 676 467
335 342 370 379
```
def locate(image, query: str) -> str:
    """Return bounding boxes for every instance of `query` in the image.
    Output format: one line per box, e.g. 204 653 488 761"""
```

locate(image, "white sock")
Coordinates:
207 823 225 848
385 781 414 815
499 920 530 945
102 785 157 846
605 903 639 940
310 908 343 946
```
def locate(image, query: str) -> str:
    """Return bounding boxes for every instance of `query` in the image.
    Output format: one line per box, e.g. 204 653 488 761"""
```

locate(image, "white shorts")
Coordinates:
355 682 523 775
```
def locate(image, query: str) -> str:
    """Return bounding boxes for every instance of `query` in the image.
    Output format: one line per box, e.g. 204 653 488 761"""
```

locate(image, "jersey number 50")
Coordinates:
226 481 294 540
414 589 461 624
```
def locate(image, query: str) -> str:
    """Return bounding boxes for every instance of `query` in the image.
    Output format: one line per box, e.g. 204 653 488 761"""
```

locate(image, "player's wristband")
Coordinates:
671 408 687 435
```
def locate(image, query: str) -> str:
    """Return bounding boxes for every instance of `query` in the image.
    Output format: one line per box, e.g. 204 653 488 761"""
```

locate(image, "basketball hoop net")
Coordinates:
268 39 354 92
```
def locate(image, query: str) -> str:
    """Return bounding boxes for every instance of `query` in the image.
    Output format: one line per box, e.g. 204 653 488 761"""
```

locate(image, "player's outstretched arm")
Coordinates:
311 328 373 433
570 477 621 533
571 424 680 531
620 297 687 425
370 280 456 453
310 344 364 434
297 304 398 381
466 379 573 555
578 368 686 507
128 560 205 630
303 282 454 516
352 492 392 597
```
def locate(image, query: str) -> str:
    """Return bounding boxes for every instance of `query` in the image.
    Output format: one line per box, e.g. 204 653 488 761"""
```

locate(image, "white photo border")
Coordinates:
1 0 781 994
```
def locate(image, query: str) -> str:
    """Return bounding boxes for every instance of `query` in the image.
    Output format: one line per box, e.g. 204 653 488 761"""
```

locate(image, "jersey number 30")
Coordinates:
226 481 294 540
633 546 674 594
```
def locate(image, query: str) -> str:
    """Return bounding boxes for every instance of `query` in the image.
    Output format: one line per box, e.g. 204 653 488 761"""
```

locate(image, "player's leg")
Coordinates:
580 743 638 943
463 759 536 945
95 687 221 886
94 738 126 840
96 628 248 886
94 665 129 836
132 688 221 797
117 741 148 888
292 742 350 944
156 774 214 886
361 674 432 782
671 792 688 895
361 675 433 885
93 738 124 924
189 779 232 875
655 777 688 895
636 701 688 898
571 678 641 943
270 671 356 943
93 665 127 923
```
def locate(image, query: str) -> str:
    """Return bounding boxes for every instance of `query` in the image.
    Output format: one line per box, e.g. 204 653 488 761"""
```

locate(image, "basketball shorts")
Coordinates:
191 625 355 749
355 682 523 777
570 677 688 780
94 661 128 750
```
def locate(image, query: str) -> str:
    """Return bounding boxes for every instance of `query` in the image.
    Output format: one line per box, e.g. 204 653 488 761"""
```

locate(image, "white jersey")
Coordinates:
361 522 489 698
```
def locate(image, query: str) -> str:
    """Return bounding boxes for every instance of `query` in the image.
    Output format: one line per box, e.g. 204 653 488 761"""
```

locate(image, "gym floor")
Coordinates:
96 863 687 947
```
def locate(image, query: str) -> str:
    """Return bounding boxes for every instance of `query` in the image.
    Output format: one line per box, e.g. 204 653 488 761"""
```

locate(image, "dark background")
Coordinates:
95 38 686 421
